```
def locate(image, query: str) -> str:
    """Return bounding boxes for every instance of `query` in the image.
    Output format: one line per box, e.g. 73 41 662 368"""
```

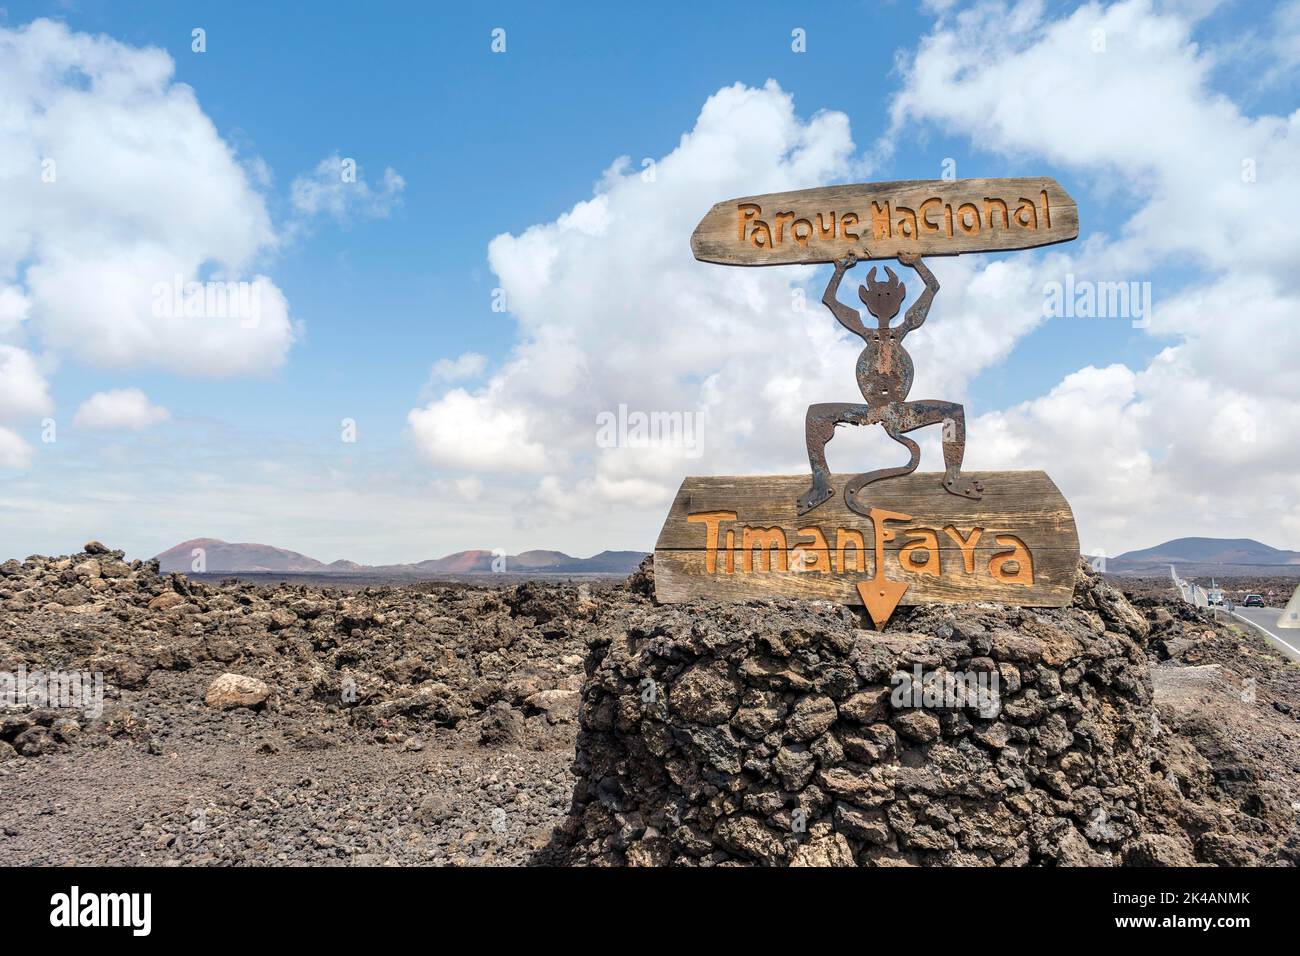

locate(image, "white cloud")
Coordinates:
405 78 1105 541
0 345 53 424
402 4 1300 556
8 4 1297 560
33 264 295 376
0 427 32 469
890 0 1300 283
0 341 52 474
0 286 30 337
74 388 170 430
407 80 866 529
454 476 484 501
289 153 405 224
1263 0 1300 80
0 18 295 379
430 352 487 382
407 387 548 472
891 0 1300 553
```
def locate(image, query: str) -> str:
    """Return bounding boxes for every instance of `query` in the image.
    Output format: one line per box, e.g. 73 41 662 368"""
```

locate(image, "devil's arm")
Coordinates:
822 260 870 339
900 256 939 334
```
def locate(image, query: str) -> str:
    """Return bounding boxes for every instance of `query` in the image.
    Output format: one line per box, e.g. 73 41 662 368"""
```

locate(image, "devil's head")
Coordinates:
858 266 906 324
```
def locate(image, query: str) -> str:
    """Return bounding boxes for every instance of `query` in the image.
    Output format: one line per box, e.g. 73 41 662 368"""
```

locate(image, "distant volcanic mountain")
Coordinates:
153 538 647 576
154 538 328 573
1107 537 1300 576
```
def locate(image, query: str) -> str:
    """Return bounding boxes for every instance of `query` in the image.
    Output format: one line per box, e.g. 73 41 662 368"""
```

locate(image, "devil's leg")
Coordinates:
798 402 871 514
899 400 983 499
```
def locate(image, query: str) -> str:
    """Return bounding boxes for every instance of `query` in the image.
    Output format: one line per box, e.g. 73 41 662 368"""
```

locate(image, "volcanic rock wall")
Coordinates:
558 564 1160 866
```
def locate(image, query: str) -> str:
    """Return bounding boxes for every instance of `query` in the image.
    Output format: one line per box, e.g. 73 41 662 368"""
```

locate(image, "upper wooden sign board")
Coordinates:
690 177 1078 266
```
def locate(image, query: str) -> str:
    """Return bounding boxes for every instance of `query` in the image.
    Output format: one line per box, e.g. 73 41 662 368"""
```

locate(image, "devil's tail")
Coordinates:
843 431 920 518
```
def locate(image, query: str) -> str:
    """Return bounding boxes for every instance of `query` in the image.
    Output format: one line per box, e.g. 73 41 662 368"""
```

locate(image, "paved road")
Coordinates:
1228 606 1300 662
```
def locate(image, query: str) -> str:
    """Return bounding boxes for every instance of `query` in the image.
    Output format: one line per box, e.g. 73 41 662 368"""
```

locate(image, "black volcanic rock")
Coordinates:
1 545 1296 867
548 563 1300 867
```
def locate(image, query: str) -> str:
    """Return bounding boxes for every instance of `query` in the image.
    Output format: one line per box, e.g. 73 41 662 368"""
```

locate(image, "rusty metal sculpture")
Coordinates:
797 247 983 517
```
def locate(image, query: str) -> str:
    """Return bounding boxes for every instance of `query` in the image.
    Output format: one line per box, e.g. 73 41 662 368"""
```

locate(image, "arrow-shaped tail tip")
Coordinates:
857 579 910 630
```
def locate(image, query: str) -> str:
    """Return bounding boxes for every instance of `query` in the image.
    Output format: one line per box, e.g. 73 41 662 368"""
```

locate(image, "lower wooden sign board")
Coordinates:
653 471 1079 627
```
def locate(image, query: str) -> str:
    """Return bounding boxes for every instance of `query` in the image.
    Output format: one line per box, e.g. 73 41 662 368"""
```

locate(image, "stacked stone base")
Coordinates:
559 572 1156 866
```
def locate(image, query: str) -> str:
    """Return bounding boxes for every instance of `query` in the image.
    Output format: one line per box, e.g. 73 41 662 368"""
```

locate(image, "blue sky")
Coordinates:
1 0 1298 562
22 0 1160 422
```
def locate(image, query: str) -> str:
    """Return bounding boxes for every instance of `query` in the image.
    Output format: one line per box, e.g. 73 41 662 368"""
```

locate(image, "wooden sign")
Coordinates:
654 471 1079 627
690 177 1078 266
666 174 1082 625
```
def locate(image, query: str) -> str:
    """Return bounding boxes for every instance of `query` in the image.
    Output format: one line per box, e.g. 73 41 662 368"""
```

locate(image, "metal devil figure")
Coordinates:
654 178 1083 627
800 248 980 518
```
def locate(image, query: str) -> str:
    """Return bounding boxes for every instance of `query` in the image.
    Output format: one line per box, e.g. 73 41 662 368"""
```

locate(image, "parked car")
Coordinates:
1243 594 1266 607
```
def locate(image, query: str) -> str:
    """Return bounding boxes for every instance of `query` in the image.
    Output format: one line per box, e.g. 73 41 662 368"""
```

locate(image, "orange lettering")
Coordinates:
942 525 983 574
687 511 737 573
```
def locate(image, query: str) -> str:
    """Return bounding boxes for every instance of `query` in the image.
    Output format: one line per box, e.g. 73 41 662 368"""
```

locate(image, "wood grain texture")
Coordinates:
653 471 1079 608
691 178 1078 266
